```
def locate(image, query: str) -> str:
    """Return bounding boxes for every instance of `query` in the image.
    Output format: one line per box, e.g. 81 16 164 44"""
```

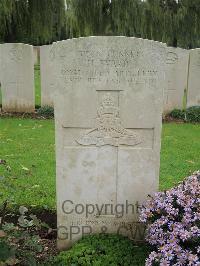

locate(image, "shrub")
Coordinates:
50 234 150 266
169 109 185 120
37 105 54 118
140 171 200 266
169 106 200 122
186 106 200 123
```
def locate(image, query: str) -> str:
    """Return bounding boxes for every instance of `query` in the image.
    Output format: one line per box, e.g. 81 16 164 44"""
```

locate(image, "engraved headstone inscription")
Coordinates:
1 43 34 112
164 47 189 113
40 44 55 106
187 49 200 107
53 37 166 249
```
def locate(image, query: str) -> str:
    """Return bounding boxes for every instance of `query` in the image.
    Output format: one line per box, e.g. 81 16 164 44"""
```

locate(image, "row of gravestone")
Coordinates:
0 42 199 114
0 44 34 112
0 38 199 250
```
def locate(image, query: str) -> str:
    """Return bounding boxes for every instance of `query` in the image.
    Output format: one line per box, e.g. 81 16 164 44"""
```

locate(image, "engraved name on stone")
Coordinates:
59 46 159 85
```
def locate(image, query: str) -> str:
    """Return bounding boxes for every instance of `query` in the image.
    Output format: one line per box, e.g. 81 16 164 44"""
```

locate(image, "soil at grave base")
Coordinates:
35 238 58 263
4 209 57 228
3 209 58 263
162 115 185 123
0 110 53 119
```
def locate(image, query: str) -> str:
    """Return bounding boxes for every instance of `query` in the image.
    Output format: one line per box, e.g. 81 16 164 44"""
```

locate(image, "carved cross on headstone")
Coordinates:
61 89 148 217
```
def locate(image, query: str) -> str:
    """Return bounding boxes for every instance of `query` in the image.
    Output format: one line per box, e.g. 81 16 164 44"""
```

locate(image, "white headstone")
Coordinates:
187 49 200 107
1 43 35 113
0 45 2 109
164 47 189 113
53 37 166 250
0 44 2 83
40 44 55 106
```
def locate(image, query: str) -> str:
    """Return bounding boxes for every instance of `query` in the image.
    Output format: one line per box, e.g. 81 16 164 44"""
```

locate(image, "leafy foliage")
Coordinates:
169 108 185 120
186 106 200 123
1 0 200 47
0 207 48 265
0 0 66 45
169 106 200 122
0 224 43 265
65 0 200 48
37 106 54 118
50 234 150 266
0 240 15 263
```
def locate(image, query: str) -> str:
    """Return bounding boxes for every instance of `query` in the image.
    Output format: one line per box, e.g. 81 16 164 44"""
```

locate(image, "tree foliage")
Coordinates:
0 0 66 45
0 0 200 48
65 0 200 48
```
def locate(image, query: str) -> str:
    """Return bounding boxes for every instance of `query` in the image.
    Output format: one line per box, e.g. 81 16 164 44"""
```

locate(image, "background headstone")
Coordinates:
0 45 2 109
187 49 200 107
1 43 35 113
0 44 2 82
164 47 189 113
53 37 166 249
40 44 55 106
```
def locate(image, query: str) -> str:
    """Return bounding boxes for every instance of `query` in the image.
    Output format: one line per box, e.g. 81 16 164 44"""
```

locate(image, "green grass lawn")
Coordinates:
0 119 199 210
0 85 2 106
34 65 41 107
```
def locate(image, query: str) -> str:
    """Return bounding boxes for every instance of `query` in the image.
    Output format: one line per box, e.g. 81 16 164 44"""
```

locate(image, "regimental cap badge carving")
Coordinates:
76 92 142 147
99 93 117 114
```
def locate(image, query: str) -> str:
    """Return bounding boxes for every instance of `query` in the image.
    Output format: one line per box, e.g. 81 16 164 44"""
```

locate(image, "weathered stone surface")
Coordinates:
0 44 2 86
40 44 55 106
164 47 189 113
0 45 2 109
187 49 200 107
53 37 166 249
1 43 35 113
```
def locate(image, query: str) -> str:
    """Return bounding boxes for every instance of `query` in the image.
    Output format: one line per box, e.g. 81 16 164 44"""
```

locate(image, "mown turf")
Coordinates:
0 118 55 210
0 119 199 210
34 65 41 107
160 123 200 190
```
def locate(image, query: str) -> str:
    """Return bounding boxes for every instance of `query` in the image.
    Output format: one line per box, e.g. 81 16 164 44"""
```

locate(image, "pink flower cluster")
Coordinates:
140 171 200 266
